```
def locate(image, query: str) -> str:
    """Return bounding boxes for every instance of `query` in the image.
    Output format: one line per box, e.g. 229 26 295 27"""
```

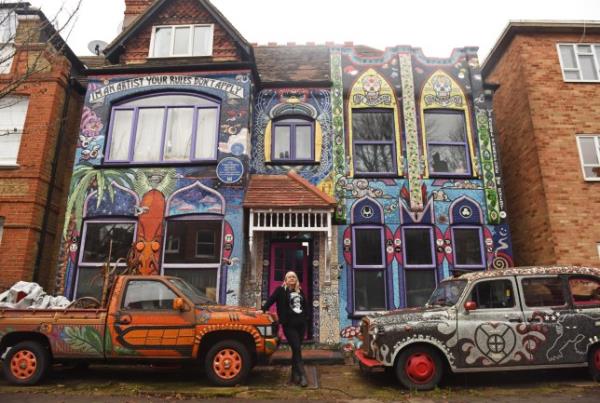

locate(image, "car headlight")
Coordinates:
256 325 274 337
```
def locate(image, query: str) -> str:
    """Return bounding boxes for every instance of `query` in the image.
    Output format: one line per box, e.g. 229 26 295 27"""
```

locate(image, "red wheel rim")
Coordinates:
595 349 600 371
10 350 37 380
213 348 242 380
405 352 435 384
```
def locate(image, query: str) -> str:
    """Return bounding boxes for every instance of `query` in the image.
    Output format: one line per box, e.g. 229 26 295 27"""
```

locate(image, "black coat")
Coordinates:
262 286 307 325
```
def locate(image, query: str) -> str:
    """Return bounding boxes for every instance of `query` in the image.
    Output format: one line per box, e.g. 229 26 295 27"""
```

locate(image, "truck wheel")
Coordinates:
204 340 251 387
589 344 600 382
395 345 443 391
3 341 50 385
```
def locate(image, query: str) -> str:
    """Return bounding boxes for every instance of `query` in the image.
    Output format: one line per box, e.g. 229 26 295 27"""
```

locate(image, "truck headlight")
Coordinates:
256 325 274 337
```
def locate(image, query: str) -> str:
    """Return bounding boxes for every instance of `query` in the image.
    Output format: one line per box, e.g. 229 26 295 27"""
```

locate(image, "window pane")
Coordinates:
0 11 17 43
569 277 600 306
0 96 28 165
522 277 566 307
152 27 172 57
559 45 577 69
295 125 312 159
564 70 581 80
75 268 103 300
133 108 164 161
354 228 383 266
352 109 394 141
595 46 600 66
193 26 212 56
354 144 394 174
406 270 437 307
164 220 222 264
82 222 135 263
468 280 515 309
0 217 4 245
173 26 190 55
0 44 15 74
428 144 469 174
123 280 177 310
164 268 217 301
453 228 483 266
425 111 467 142
123 94 213 108
579 55 598 80
577 44 592 53
109 109 134 160
164 108 193 160
274 125 291 159
404 228 434 266
584 166 600 179
579 137 599 165
195 108 218 160
355 270 386 311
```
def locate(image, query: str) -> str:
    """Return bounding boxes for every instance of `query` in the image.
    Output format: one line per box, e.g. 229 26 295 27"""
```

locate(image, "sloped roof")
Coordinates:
254 45 330 84
244 171 336 208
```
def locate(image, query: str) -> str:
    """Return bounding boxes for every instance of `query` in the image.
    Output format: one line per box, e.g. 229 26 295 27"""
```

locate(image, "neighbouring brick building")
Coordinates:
0 3 84 291
482 21 600 267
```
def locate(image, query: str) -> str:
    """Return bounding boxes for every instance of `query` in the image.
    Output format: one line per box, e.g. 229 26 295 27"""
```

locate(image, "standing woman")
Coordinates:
262 271 308 387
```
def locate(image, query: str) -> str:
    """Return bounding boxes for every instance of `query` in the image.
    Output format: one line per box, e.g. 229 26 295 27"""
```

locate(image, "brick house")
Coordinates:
0 2 84 291
56 0 512 345
482 21 600 267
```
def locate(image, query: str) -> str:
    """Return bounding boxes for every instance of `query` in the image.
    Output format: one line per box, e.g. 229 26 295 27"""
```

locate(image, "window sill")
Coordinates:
267 160 319 166
349 311 387 319
147 55 213 60
352 173 401 179
98 161 218 169
0 164 20 170
428 173 475 179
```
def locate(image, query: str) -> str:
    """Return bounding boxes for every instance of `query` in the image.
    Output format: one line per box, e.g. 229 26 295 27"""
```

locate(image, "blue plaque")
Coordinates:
217 157 244 184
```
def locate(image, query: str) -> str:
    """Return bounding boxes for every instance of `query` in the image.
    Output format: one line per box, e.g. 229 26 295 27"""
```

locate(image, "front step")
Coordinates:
269 349 345 365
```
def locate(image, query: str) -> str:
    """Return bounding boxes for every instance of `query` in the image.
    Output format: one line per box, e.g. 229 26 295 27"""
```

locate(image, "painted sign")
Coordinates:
217 157 244 184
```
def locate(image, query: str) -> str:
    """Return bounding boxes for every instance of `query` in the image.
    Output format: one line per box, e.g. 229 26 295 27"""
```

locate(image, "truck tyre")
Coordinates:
589 344 600 382
395 345 443 391
3 341 50 385
204 340 251 386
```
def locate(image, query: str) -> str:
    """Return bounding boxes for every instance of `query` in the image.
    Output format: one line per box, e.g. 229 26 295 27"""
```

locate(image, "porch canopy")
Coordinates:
243 171 336 283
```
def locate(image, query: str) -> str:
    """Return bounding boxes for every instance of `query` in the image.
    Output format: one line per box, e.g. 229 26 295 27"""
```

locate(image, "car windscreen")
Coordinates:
426 280 467 307
168 277 216 305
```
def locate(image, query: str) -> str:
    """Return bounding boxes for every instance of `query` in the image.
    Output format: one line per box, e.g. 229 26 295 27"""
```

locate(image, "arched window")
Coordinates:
105 93 220 163
271 116 315 162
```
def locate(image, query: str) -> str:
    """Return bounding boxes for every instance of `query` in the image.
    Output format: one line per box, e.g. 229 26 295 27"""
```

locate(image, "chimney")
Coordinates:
123 0 156 30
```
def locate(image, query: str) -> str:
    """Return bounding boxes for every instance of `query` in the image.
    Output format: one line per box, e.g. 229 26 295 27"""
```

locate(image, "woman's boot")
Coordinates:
290 367 300 384
298 363 308 387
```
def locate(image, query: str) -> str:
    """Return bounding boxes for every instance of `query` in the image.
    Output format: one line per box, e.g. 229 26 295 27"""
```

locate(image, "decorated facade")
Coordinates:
56 0 512 347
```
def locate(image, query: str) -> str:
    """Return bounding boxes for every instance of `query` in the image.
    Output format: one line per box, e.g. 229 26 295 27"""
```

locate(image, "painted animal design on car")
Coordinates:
355 266 600 390
0 275 279 386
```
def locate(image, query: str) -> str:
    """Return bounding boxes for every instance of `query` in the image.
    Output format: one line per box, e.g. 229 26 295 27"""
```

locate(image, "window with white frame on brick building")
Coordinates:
557 44 600 82
576 135 600 181
0 96 29 166
149 24 213 58
0 9 17 74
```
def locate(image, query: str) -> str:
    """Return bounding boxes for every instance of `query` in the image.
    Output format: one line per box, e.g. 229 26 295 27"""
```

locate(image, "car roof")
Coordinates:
452 266 600 282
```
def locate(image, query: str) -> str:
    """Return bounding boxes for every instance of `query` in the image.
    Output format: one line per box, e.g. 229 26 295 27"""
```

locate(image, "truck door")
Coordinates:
456 277 527 368
107 279 196 359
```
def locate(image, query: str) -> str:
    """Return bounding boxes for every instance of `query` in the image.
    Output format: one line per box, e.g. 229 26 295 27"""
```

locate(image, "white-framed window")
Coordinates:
0 10 17 74
557 44 600 82
0 96 29 166
576 135 600 181
149 24 213 58
165 235 180 254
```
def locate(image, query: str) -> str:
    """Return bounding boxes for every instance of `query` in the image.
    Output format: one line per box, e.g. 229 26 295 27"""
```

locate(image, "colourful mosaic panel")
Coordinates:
475 107 501 224
330 49 347 221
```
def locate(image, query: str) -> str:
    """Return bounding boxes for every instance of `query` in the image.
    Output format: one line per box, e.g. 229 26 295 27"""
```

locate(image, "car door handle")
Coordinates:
508 318 522 323
118 314 132 325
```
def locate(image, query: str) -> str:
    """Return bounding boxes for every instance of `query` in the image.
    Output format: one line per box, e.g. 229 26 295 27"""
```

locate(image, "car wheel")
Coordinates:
3 341 50 385
589 344 600 382
204 340 251 387
395 345 443 391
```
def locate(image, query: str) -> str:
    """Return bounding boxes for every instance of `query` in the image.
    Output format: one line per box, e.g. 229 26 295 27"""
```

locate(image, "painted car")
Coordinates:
355 266 600 390
0 275 278 386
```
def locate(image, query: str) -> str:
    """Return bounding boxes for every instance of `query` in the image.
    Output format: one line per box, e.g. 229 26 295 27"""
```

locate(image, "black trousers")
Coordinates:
282 318 306 376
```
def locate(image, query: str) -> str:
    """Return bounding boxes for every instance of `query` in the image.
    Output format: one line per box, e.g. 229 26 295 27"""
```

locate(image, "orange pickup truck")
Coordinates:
0 275 278 386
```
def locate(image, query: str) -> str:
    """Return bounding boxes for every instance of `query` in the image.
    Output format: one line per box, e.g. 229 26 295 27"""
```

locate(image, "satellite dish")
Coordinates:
87 40 108 56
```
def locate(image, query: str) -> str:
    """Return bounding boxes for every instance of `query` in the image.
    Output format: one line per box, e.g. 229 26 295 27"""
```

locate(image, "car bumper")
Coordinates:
354 349 384 369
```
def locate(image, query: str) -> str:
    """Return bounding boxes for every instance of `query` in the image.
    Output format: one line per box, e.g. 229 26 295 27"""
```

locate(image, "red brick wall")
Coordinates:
119 0 242 64
488 32 600 267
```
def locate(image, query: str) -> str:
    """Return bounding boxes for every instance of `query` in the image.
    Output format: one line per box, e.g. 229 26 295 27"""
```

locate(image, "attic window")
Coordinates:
150 24 213 58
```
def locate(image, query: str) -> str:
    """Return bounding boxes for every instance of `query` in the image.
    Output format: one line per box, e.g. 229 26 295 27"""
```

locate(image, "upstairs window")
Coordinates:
576 135 600 181
0 10 17 74
150 25 213 58
424 110 471 176
272 117 314 162
452 226 485 269
0 96 29 165
558 44 600 82
352 109 397 176
106 93 219 164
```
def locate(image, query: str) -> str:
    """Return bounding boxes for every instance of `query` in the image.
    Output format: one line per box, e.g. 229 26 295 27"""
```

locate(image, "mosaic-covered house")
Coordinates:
56 0 513 346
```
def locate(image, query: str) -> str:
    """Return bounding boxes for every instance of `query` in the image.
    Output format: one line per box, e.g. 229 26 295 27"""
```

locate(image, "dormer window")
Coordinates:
149 24 213 58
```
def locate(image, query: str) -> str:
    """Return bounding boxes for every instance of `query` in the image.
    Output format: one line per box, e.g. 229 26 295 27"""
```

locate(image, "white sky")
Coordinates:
29 0 600 61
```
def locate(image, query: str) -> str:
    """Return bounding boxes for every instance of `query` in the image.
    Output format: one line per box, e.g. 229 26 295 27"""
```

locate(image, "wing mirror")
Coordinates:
173 297 188 312
464 301 477 311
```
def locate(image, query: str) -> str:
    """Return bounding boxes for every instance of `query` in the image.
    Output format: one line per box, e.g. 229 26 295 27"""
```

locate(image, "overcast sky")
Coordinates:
29 0 600 62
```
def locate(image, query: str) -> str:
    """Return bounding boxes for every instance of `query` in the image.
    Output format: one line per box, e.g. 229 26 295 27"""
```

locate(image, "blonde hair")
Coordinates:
283 271 301 292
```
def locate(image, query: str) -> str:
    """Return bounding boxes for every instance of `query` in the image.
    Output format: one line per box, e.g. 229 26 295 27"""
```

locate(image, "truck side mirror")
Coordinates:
173 297 187 312
464 301 477 311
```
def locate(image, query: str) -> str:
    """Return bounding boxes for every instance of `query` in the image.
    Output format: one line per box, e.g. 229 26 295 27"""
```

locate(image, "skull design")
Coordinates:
432 74 452 102
362 75 382 104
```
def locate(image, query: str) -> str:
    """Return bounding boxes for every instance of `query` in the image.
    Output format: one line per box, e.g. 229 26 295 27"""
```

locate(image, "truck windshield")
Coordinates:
426 280 467 307
169 278 216 305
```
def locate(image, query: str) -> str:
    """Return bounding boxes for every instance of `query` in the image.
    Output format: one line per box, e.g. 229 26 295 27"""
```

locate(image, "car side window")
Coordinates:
569 276 600 307
468 279 515 309
122 280 177 310
521 277 566 307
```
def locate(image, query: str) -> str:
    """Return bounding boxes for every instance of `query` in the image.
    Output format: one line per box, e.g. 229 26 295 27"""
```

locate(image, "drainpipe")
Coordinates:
32 78 74 285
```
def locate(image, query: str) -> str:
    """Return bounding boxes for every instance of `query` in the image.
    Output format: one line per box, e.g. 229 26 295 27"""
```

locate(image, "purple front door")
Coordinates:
268 242 310 339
